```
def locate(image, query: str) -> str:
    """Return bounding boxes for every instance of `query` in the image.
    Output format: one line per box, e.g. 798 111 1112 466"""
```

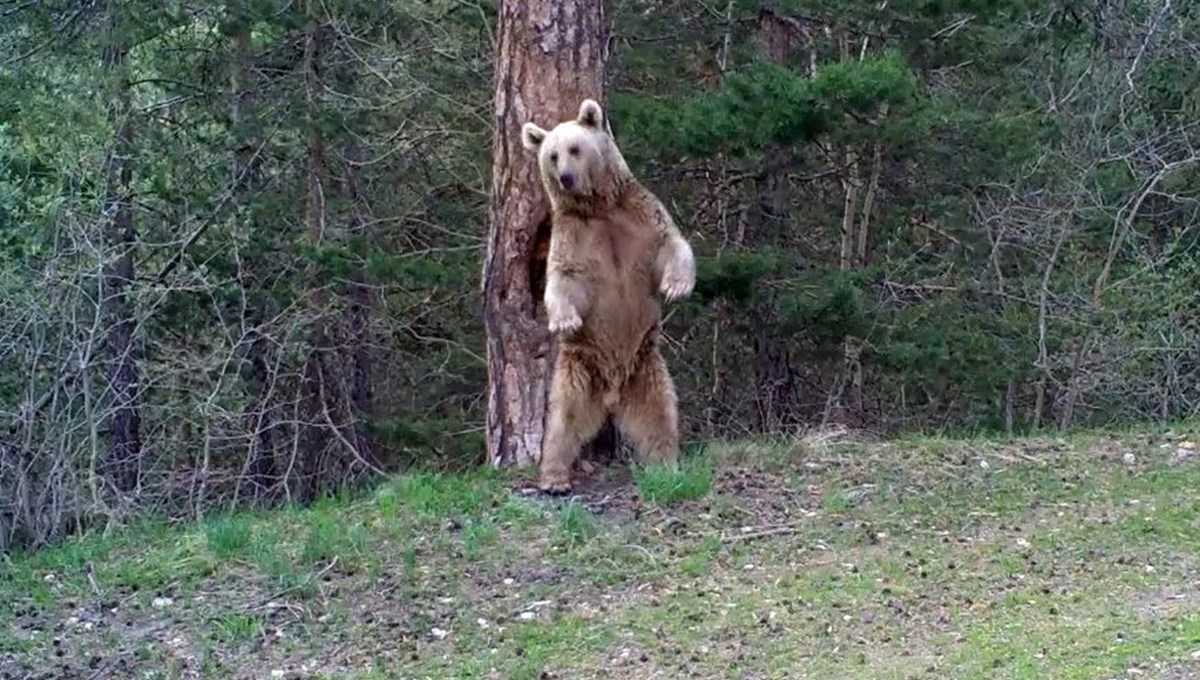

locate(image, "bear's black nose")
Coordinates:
559 172 575 190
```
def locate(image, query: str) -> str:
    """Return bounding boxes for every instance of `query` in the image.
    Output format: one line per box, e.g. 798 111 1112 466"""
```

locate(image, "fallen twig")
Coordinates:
719 523 804 543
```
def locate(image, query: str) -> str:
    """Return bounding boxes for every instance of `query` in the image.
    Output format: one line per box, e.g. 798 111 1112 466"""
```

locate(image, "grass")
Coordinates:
3 426 1200 679
633 452 714 506
203 514 254 559
556 499 600 547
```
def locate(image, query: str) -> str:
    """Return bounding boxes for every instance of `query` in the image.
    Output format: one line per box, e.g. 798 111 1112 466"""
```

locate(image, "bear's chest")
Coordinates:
580 215 653 280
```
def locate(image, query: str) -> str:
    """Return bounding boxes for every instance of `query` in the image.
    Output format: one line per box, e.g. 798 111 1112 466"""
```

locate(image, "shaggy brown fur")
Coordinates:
522 99 695 494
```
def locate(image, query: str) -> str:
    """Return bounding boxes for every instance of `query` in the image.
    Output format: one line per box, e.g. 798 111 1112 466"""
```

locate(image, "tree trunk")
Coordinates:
324 15 382 472
339 141 380 471
299 6 331 501
297 6 381 500
825 27 883 427
229 17 278 504
100 5 142 496
483 0 609 467
749 8 808 431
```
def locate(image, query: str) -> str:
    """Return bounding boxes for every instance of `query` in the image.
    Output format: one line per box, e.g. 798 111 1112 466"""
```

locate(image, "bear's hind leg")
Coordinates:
540 356 606 494
613 350 680 469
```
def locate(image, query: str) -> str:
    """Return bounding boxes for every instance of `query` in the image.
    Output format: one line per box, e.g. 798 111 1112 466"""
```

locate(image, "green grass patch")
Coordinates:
555 500 599 548
204 514 254 560
461 517 500 559
210 611 266 645
299 512 368 566
391 468 506 518
4 429 1200 679
633 453 714 506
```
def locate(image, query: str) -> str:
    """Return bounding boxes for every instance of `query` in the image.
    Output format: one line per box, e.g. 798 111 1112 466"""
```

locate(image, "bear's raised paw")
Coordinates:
659 267 694 301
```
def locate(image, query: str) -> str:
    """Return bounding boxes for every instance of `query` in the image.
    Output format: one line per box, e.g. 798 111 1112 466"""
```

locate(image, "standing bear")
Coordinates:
521 98 696 494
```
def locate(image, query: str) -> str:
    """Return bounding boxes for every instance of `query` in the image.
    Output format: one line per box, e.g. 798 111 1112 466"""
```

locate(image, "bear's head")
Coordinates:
521 99 631 211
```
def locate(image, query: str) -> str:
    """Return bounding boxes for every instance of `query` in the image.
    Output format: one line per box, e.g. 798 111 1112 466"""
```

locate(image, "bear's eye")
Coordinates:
549 152 559 163
568 145 580 156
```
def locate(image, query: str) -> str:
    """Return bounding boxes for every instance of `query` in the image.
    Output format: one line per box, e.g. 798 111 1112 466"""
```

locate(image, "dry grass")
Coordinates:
3 425 1200 679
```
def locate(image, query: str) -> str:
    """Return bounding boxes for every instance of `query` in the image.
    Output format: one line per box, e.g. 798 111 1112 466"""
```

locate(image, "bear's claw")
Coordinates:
659 271 694 301
538 477 573 496
547 308 583 335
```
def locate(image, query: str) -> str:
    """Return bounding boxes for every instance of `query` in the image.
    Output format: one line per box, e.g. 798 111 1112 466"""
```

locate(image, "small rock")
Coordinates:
152 597 173 609
503 578 515 586
431 627 449 639
519 611 536 621
1122 452 1136 465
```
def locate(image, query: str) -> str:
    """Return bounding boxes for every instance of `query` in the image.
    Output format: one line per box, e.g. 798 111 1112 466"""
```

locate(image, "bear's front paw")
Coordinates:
659 264 695 301
547 305 583 336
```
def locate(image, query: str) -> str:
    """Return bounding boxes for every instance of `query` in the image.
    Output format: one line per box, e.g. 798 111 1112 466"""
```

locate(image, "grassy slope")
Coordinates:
3 427 1200 680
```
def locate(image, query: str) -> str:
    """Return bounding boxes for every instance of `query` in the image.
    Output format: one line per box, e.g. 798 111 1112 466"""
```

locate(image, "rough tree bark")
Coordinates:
100 4 142 495
483 0 611 467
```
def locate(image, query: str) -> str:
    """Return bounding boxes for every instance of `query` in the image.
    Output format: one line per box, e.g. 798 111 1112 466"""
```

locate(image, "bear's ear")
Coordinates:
521 123 547 151
576 99 604 130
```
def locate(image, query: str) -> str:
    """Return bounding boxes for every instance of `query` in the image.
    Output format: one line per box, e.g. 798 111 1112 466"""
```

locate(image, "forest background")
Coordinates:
1 0 1198 551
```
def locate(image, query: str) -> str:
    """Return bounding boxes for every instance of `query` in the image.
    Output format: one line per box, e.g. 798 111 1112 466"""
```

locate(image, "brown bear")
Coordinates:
521 98 696 494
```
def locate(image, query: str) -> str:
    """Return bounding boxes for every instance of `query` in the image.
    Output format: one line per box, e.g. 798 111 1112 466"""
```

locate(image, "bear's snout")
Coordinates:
559 172 576 190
